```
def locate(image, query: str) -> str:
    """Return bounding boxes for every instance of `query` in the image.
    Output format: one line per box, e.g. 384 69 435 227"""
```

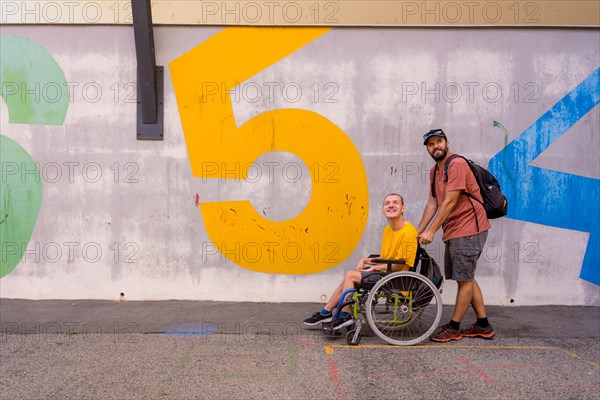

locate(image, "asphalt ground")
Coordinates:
1 299 599 399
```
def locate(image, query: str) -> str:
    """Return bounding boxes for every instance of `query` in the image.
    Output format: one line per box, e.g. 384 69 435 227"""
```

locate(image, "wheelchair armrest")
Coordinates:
370 258 406 274
370 258 406 265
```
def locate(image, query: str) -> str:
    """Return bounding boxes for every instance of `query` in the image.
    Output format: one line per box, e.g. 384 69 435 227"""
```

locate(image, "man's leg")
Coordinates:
326 270 362 330
452 280 474 323
340 271 362 313
303 276 346 326
460 233 495 339
471 279 487 318
449 232 490 324
431 238 468 342
303 271 361 326
431 278 471 342
460 279 495 338
324 282 344 312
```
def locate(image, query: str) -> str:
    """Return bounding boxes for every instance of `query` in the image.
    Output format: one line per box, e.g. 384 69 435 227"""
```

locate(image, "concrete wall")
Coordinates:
1 26 598 305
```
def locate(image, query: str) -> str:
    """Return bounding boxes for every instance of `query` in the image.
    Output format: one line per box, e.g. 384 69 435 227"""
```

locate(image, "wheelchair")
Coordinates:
323 245 443 346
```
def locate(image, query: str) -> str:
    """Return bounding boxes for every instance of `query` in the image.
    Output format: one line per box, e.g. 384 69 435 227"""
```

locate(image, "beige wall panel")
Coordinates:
1 0 599 26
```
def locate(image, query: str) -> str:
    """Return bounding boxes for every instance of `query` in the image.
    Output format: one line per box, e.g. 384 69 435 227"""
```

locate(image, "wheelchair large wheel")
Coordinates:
366 271 442 346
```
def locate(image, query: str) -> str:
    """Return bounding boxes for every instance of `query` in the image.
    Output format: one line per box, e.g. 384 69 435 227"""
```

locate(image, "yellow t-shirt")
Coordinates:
379 222 419 269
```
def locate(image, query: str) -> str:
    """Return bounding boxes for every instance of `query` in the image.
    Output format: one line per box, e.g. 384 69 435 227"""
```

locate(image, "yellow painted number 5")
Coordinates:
170 28 368 274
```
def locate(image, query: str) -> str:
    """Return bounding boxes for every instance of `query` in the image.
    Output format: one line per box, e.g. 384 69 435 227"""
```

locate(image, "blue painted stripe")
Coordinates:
489 67 600 285
159 323 217 337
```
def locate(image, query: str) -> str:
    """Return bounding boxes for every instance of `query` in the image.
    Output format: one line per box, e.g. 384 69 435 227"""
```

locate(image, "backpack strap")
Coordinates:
431 154 461 198
444 155 485 204
442 154 461 184
431 154 480 231
464 197 480 231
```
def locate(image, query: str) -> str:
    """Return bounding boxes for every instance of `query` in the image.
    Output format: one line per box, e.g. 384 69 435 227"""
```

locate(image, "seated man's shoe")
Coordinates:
303 311 333 326
430 324 462 342
461 323 496 339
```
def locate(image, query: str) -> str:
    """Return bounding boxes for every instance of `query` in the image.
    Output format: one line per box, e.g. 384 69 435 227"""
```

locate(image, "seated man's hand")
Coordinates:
356 258 372 271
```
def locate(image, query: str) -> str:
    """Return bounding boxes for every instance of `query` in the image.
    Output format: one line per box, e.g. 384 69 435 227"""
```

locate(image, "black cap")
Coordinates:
423 129 447 145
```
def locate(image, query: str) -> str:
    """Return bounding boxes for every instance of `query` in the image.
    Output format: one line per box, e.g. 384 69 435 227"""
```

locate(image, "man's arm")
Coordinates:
356 257 374 271
361 261 407 273
417 195 439 235
357 258 403 272
419 190 461 245
371 263 404 272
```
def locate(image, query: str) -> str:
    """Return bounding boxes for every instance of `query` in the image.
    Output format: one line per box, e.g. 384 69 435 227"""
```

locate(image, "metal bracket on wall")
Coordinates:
132 0 164 140
136 66 164 140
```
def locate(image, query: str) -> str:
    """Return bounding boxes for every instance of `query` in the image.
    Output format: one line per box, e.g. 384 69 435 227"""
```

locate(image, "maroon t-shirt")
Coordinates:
430 157 491 242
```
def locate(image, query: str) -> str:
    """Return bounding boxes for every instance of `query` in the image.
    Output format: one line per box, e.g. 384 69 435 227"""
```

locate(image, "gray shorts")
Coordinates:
444 231 488 281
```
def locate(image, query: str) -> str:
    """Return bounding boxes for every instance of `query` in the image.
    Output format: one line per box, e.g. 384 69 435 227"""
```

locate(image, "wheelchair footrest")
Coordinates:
322 319 356 336
322 324 343 336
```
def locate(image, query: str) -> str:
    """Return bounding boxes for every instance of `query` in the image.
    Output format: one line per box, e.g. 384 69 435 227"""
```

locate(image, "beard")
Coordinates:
430 146 449 162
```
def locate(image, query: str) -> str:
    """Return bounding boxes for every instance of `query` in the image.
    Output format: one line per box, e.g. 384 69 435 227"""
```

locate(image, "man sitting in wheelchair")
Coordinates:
303 193 418 330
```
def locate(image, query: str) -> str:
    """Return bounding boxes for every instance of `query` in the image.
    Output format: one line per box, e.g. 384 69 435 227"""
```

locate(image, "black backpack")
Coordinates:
411 246 443 309
432 155 508 228
416 246 443 291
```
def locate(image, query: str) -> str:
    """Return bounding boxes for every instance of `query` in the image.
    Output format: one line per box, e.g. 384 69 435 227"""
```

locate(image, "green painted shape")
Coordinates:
0 34 68 125
0 35 68 277
0 135 42 278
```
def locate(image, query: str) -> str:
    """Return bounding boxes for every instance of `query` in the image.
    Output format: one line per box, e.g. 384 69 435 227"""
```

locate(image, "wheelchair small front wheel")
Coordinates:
346 329 361 345
366 271 442 346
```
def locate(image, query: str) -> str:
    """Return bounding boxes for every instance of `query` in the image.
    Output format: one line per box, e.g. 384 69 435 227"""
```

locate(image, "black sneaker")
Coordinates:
331 314 354 330
303 311 333 326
